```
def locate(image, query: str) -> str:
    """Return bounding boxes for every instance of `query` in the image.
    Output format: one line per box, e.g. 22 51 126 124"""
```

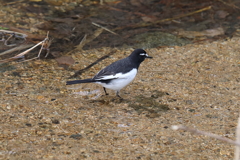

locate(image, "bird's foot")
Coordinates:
113 93 124 102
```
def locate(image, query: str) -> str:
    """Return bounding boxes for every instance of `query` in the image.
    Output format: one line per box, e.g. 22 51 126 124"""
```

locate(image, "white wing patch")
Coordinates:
95 73 120 80
95 69 138 91
95 69 137 80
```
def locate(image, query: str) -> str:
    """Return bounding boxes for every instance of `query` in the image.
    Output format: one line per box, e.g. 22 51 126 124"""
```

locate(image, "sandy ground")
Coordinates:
0 37 239 159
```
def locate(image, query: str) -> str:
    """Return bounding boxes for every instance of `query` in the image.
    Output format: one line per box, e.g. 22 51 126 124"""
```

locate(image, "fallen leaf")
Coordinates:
203 27 225 37
215 10 229 19
55 56 75 69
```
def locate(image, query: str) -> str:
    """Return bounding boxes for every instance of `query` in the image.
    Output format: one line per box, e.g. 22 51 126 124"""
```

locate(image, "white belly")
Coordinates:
96 69 137 91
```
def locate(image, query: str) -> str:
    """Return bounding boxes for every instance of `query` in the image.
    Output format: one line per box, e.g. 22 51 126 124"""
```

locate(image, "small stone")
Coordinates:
185 100 194 105
69 134 83 140
25 123 32 127
51 119 60 124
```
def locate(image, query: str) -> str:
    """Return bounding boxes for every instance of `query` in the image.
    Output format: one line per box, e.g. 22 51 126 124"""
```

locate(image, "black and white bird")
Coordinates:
66 49 152 98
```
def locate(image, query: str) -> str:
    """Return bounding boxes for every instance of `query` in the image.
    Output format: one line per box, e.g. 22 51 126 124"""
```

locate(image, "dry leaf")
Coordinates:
55 56 75 69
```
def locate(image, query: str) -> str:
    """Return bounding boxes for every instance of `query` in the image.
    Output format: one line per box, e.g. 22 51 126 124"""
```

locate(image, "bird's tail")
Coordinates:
66 78 95 85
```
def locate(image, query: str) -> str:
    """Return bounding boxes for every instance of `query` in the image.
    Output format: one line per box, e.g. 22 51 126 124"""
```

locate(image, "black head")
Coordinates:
129 49 153 64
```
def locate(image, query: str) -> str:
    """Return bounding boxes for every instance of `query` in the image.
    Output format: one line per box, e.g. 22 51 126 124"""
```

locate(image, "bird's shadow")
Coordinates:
89 95 130 104
128 90 170 118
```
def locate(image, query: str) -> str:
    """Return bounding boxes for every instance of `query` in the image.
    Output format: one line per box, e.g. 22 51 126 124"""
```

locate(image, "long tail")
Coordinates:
66 78 95 85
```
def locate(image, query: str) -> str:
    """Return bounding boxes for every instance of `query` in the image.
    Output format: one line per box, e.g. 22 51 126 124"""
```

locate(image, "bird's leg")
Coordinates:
103 87 108 95
116 91 123 99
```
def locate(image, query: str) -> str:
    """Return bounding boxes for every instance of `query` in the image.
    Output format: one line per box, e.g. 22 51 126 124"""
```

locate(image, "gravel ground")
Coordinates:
0 37 239 159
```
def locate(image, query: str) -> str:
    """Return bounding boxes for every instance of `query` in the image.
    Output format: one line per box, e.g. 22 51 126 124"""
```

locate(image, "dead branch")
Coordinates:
217 0 240 10
172 125 240 147
0 29 28 47
234 115 240 160
114 6 212 31
92 22 118 35
69 49 117 78
0 44 33 56
0 29 28 39
67 28 103 55
0 32 50 63
76 28 103 50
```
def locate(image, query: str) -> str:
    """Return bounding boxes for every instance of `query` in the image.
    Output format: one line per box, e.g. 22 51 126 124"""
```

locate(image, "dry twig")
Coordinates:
217 0 240 10
0 29 27 47
75 28 103 50
0 44 33 56
0 30 28 38
3 0 24 5
69 49 117 78
0 32 50 63
92 22 118 35
114 6 212 30
172 125 240 146
234 115 240 160
67 28 103 55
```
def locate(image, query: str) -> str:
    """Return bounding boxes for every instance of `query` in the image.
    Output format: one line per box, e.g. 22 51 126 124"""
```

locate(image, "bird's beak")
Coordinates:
146 54 153 58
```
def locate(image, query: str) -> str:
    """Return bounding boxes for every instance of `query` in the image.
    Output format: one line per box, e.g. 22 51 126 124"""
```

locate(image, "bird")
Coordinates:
66 49 152 98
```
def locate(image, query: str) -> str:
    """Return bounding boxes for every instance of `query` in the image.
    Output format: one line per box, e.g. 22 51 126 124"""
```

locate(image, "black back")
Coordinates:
93 49 149 80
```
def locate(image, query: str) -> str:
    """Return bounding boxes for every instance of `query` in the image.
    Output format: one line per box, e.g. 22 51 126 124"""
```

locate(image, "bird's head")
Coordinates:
129 49 153 63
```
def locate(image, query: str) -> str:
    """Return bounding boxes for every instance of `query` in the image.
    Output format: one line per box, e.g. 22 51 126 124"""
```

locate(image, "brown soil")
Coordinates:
1 37 239 159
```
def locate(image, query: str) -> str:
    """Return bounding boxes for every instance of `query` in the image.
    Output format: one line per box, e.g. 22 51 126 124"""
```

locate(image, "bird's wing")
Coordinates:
94 70 121 80
93 57 134 80
94 69 137 81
